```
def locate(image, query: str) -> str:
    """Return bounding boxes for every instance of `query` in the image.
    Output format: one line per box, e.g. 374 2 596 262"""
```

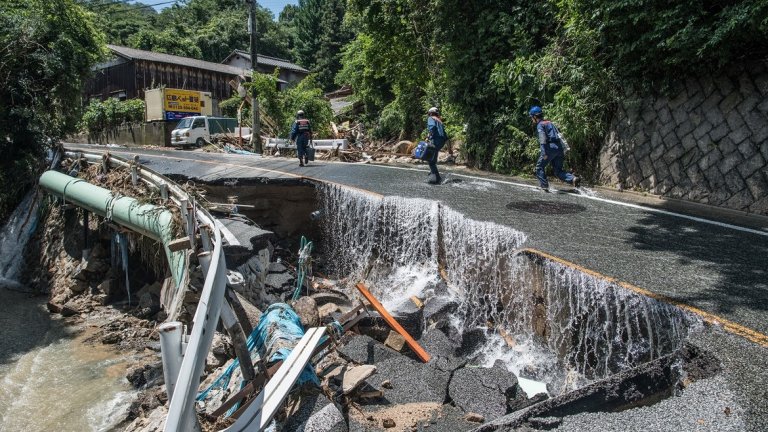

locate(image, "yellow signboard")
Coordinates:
163 89 203 113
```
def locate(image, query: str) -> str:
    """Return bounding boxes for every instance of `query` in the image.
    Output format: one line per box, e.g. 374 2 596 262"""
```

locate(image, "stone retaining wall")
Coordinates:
598 62 768 215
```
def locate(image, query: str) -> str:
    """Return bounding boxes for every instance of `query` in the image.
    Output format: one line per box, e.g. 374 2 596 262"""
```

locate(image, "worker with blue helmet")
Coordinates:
529 106 580 191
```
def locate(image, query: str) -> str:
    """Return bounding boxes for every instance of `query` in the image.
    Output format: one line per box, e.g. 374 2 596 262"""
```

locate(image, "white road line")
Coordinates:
67 145 768 238
360 163 768 238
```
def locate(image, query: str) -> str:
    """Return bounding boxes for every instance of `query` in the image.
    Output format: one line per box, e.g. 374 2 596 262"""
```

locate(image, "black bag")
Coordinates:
306 142 315 161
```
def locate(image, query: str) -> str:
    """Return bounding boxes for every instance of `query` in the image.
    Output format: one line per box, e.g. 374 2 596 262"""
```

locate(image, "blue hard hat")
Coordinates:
529 106 543 116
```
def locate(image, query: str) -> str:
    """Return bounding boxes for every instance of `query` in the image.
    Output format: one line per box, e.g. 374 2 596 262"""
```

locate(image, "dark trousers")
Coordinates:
535 151 574 188
428 141 445 175
296 136 309 161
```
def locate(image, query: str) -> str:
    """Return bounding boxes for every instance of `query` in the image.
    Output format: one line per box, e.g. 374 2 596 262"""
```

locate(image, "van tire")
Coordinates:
196 138 205 148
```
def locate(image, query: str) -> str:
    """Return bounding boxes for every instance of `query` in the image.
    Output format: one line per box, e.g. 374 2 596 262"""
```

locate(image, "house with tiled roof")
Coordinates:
85 45 308 107
221 49 310 85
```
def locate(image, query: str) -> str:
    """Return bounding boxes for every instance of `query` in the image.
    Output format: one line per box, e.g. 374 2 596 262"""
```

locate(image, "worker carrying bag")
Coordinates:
412 141 436 161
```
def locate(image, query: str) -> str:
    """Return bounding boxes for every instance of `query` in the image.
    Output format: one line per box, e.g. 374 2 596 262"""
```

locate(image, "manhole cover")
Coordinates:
506 200 586 215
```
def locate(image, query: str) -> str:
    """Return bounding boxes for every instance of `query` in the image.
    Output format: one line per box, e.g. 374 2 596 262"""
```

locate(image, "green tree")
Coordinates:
294 0 352 90
0 0 104 221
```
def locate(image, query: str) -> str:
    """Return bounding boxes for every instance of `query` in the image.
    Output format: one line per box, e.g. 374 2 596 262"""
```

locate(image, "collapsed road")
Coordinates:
34 144 768 431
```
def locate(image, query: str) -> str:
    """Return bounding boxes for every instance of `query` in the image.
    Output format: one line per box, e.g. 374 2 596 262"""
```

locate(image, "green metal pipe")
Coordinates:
39 170 186 289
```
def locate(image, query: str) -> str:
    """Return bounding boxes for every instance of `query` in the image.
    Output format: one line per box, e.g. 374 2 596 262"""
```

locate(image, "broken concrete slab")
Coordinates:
419 328 466 373
343 365 377 394
423 295 459 328
366 354 451 406
337 334 400 365
219 216 276 269
449 360 519 422
279 391 347 432
472 345 695 431
389 299 424 340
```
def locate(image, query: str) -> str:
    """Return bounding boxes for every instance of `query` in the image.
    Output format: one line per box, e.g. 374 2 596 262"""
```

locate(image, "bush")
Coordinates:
80 98 146 138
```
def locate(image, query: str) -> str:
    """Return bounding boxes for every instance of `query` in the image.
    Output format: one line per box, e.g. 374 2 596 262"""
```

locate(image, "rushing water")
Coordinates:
0 192 39 292
317 183 694 395
0 193 135 431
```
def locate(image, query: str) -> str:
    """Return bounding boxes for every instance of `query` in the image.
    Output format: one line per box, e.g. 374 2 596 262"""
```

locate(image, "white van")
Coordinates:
170 116 251 147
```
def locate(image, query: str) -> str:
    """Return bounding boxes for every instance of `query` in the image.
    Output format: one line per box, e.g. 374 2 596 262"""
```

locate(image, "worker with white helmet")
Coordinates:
425 106 448 184
290 110 313 167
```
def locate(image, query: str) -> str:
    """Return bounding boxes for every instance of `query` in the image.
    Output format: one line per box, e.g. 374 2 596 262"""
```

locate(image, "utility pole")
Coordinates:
248 0 261 154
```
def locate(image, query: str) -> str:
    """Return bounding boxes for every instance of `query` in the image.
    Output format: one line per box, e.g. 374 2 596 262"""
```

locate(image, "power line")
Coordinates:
87 0 176 10
96 1 178 15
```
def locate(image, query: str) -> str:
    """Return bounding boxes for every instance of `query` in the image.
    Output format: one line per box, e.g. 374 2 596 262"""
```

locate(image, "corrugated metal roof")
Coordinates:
226 50 309 73
108 45 249 76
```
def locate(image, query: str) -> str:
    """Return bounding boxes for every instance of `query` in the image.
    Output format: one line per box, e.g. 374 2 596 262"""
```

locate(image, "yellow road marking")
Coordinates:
522 248 768 347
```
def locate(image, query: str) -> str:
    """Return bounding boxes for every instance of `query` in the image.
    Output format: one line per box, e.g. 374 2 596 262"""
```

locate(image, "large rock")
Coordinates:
448 360 518 422
292 296 320 329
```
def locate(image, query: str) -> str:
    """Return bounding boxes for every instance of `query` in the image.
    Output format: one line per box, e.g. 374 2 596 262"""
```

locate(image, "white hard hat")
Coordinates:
428 107 439 114
297 110 305 117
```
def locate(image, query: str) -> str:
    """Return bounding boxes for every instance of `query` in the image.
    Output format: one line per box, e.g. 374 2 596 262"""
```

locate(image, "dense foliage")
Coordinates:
81 0 293 62
0 0 104 222
221 72 334 139
80 98 146 139
335 0 767 178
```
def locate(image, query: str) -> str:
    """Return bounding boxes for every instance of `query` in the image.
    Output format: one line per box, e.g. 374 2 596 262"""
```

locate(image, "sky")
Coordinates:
132 1 298 18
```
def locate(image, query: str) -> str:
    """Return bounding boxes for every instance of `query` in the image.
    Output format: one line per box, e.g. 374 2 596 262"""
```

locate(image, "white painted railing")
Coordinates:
64 150 227 431
265 138 349 150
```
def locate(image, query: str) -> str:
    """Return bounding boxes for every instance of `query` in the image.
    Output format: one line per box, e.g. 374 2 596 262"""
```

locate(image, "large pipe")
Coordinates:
39 170 187 289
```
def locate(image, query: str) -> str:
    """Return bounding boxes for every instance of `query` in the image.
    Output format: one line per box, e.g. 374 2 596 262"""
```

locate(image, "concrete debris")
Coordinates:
337 334 400 365
318 302 339 317
448 360 519 422
382 418 396 428
342 365 377 394
384 331 407 352
292 296 320 328
463 413 484 423
279 391 347 432
366 354 450 406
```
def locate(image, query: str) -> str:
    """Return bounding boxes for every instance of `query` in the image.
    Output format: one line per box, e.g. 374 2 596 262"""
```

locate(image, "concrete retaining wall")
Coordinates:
598 62 768 215
68 122 178 147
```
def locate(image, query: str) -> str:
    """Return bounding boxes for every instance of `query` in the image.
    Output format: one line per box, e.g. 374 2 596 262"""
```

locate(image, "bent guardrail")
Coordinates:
56 150 227 431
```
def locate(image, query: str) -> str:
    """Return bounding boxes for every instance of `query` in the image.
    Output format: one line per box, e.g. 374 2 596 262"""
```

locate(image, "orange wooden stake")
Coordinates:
355 282 431 363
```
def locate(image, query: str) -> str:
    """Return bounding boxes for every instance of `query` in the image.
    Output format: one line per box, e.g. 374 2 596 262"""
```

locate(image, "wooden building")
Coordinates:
221 50 310 86
85 45 308 110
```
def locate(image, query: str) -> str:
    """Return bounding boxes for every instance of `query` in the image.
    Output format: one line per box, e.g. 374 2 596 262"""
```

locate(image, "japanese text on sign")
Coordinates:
164 89 203 113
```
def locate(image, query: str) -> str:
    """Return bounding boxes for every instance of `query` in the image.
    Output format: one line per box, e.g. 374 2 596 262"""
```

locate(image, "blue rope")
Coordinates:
292 236 313 301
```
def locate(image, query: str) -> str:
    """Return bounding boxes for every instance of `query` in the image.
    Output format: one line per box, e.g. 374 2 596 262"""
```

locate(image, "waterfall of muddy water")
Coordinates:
0 192 39 291
318 184 694 396
0 197 135 431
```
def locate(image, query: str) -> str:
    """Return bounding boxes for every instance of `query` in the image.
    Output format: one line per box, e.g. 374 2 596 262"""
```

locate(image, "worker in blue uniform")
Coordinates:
529 106 580 191
290 110 313 167
426 107 448 184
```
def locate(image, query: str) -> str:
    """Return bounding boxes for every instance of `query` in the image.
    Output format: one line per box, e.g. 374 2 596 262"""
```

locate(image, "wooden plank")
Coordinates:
355 283 431 363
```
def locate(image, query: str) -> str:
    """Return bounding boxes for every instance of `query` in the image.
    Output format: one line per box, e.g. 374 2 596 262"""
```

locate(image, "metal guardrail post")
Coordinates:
159 321 184 399
165 247 228 432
